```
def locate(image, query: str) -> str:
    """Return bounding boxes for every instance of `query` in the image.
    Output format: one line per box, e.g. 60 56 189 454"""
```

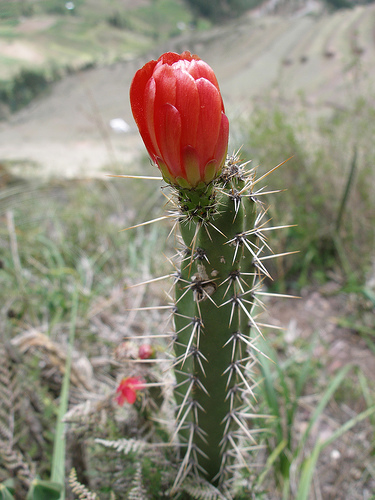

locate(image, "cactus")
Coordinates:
128 51 290 493
170 155 282 490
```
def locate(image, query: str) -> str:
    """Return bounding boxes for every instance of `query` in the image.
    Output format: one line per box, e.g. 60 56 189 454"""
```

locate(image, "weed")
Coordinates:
241 96 375 288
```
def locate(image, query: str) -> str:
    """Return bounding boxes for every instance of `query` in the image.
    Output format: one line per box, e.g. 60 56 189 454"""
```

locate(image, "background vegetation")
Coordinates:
181 0 264 23
239 95 375 290
1 0 375 498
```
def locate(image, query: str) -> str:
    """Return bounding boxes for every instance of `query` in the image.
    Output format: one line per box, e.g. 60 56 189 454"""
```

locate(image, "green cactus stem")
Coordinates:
171 154 273 489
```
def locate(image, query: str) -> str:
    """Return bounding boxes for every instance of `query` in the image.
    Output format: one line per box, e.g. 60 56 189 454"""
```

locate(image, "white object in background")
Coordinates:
109 118 131 133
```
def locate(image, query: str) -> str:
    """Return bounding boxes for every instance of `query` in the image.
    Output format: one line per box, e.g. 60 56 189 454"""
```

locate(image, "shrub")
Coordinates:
1 68 50 112
182 0 263 23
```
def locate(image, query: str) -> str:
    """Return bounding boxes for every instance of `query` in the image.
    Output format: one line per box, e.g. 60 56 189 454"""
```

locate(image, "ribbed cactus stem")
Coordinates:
127 51 281 494
172 160 262 486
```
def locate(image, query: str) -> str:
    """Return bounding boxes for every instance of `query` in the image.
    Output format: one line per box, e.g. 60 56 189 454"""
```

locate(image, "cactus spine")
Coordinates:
171 154 271 489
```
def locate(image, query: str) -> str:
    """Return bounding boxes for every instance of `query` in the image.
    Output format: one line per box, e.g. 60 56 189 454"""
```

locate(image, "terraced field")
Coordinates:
0 0 192 79
0 2 374 179
195 3 375 107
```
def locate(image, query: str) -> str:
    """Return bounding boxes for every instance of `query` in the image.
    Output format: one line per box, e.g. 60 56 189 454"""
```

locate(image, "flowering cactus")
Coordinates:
128 51 287 495
130 51 229 188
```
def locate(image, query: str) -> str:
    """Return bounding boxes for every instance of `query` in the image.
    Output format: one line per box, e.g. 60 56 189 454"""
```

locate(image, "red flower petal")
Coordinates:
129 59 157 155
213 113 230 172
138 344 154 360
115 392 126 406
153 63 177 111
115 377 145 406
124 386 137 404
129 51 228 188
175 70 200 150
144 77 160 158
186 59 221 95
195 78 222 175
158 51 198 66
155 103 183 179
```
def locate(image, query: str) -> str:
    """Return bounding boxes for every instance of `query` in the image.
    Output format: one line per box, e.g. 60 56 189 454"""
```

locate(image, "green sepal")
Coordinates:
176 183 216 222
156 159 175 186
175 176 192 189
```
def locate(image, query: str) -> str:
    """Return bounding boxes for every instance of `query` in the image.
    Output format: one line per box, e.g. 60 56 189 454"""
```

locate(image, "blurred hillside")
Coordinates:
0 0 374 178
0 0 196 81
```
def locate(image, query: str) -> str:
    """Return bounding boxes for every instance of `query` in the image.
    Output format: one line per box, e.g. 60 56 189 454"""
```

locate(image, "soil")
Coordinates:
269 288 375 380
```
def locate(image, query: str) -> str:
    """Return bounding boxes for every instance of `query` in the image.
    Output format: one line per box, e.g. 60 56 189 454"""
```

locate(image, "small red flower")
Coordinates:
130 51 229 189
138 344 154 360
115 376 145 405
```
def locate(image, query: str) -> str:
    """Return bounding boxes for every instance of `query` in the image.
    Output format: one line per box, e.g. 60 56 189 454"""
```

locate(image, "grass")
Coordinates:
0 176 169 328
237 92 375 291
1 160 374 498
252 327 375 499
0 174 173 497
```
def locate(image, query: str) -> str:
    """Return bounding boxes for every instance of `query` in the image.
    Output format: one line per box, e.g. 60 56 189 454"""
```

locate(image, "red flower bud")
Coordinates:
130 51 229 188
115 376 145 405
138 343 154 360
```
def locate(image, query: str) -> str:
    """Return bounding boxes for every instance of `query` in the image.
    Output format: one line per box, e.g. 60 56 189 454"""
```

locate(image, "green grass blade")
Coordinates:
335 147 357 233
320 404 375 451
358 370 375 434
294 364 352 459
26 479 63 500
0 484 14 500
256 439 288 487
50 286 79 498
259 352 280 418
297 405 375 500
295 442 321 500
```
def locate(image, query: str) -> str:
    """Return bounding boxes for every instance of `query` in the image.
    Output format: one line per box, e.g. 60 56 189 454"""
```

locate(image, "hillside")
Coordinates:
0 2 374 179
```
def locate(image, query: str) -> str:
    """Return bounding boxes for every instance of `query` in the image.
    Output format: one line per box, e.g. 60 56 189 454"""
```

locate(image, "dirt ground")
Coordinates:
269 288 375 380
